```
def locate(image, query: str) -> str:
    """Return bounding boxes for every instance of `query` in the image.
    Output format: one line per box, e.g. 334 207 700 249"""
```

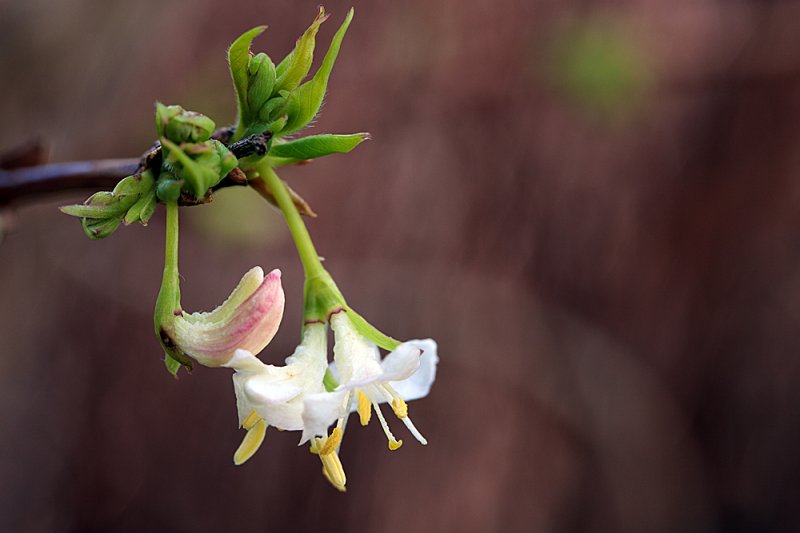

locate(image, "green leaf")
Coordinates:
275 6 329 93
281 8 354 135
228 26 268 134
269 133 369 161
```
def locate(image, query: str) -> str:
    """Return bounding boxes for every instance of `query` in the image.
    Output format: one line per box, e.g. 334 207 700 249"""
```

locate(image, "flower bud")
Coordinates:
248 53 277 117
156 103 216 143
167 267 285 367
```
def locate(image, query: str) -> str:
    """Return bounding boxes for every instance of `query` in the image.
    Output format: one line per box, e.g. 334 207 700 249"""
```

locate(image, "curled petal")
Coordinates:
390 339 438 401
379 342 423 382
171 267 285 367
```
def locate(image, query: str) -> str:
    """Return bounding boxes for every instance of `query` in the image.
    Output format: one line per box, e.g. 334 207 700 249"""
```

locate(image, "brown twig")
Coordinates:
0 131 273 207
0 159 140 206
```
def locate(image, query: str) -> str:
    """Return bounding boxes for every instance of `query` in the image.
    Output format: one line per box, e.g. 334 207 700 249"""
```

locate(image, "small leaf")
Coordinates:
228 26 268 133
269 133 369 161
281 8 354 135
275 6 329 93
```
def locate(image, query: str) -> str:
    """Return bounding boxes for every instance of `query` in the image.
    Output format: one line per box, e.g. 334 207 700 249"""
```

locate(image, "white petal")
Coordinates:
299 390 348 444
379 342 423 382
244 375 303 404
390 339 438 401
331 313 383 385
223 349 265 372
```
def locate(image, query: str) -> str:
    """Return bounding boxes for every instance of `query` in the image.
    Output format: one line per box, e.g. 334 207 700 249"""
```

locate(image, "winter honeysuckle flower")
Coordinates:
162 267 285 367
300 311 439 490
223 322 329 465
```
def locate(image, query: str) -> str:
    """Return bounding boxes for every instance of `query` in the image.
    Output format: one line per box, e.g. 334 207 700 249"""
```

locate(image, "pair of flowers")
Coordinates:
170 266 438 491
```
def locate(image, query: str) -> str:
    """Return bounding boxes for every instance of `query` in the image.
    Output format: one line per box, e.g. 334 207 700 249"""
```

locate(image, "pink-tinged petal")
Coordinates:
390 339 438 401
171 268 285 367
300 390 348 444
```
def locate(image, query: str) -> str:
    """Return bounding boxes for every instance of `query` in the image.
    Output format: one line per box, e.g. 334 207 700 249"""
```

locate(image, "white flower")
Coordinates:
222 322 329 465
300 311 438 490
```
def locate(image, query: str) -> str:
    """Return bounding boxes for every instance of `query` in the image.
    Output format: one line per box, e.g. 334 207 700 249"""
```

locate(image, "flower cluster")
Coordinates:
60 6 438 492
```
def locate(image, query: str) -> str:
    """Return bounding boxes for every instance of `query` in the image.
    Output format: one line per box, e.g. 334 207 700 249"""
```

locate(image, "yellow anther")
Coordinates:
391 397 408 419
320 427 343 456
242 410 260 430
389 438 403 451
233 418 267 465
320 450 347 492
357 390 372 426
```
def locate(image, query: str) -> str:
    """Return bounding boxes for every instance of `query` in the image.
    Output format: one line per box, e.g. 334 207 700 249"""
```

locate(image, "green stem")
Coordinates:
161 201 181 306
154 200 185 375
255 161 325 278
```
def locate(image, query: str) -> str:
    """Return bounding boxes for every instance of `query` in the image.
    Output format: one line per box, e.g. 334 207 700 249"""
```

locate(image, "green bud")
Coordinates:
124 189 158 225
160 138 238 198
257 95 288 124
81 214 122 240
156 103 216 143
275 6 329 93
155 103 182 138
228 26 268 136
248 53 277 116
165 111 216 144
156 173 184 203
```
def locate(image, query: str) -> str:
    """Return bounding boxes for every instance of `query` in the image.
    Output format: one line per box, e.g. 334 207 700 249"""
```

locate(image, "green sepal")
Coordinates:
303 270 346 324
274 6 329 93
228 26 268 136
269 133 369 161
164 354 182 377
281 8 354 135
343 305 401 351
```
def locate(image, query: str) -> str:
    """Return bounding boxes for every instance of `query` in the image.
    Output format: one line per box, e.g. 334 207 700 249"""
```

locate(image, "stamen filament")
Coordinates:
370 397 403 451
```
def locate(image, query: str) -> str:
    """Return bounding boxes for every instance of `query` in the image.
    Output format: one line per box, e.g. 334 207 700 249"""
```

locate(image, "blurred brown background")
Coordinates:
2 0 800 531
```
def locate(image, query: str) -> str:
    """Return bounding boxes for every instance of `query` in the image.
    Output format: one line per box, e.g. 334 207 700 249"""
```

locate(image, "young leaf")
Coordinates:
281 8 354 135
275 6 329 93
228 26 268 134
269 133 369 161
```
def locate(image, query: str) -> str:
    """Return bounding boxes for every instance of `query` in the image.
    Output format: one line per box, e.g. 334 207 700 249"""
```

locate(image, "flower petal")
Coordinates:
379 342 423 382
331 312 382 386
389 339 438 401
300 390 348 444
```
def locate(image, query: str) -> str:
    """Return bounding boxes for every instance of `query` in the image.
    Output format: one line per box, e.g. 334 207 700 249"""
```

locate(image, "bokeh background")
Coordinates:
2 0 800 531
